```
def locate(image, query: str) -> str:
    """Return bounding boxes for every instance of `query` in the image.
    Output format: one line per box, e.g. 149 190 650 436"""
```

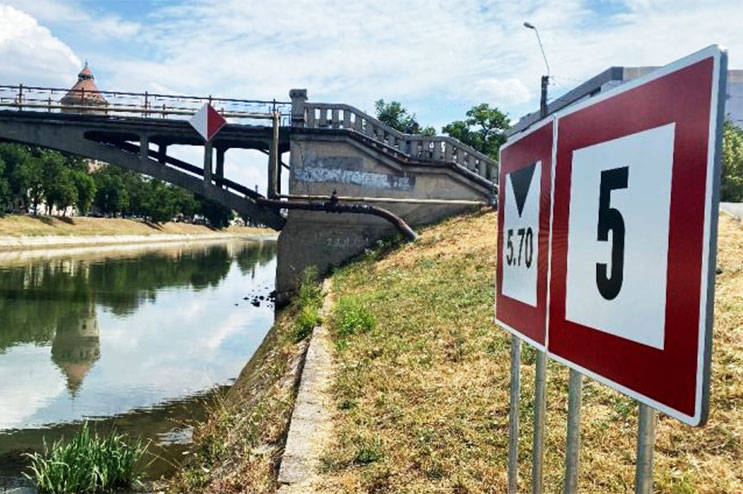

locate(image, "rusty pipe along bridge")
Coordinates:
0 84 498 232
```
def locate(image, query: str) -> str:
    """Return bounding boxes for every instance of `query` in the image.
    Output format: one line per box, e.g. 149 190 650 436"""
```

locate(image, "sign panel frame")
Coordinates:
546 45 727 426
496 117 555 351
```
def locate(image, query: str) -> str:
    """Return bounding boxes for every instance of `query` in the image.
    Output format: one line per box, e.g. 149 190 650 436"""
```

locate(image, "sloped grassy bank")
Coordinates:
171 209 742 493
318 210 743 493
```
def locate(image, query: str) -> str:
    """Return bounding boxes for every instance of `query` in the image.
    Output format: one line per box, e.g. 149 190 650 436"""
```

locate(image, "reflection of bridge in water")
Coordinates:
0 76 497 298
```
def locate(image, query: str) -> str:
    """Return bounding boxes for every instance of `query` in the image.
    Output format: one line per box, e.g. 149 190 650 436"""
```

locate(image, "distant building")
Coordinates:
60 62 108 114
508 67 743 136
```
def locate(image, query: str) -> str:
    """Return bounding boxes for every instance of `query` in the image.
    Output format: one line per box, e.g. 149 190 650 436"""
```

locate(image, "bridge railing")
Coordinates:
0 84 292 124
300 101 498 183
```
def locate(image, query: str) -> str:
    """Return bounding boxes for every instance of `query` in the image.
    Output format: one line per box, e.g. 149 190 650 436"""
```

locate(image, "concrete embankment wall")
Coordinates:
276 133 493 300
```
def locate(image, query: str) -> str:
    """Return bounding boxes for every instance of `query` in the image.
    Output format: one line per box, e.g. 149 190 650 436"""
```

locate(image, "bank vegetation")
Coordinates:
171 209 742 493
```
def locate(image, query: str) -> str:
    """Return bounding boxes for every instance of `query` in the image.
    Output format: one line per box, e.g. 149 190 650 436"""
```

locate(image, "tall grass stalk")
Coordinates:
24 422 146 493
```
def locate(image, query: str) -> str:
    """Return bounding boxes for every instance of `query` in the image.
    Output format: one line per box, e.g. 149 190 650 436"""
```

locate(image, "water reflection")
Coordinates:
0 239 277 485
51 301 100 396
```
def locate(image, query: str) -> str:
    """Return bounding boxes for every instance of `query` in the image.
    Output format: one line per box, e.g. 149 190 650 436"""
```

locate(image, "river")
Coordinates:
0 238 277 489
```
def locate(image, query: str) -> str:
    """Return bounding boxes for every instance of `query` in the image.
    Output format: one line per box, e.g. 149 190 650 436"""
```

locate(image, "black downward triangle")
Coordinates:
510 163 537 217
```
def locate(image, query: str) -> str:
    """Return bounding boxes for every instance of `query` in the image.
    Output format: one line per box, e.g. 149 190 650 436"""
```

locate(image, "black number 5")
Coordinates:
596 166 629 300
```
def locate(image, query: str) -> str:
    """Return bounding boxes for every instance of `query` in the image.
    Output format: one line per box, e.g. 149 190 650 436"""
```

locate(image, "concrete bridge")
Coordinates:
0 84 497 298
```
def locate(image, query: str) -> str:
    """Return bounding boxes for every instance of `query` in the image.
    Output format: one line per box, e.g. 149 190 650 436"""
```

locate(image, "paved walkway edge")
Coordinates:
277 279 335 489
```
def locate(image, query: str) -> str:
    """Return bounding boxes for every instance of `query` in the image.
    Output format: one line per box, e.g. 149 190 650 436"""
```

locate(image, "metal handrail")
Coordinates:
0 84 292 123
0 84 290 105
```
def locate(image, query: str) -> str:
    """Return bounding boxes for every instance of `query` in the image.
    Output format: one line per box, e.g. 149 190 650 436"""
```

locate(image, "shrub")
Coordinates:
24 423 146 493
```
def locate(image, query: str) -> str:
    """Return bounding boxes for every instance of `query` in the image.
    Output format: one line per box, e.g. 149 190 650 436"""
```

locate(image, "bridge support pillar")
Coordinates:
203 141 213 184
140 135 149 160
216 147 225 187
158 143 167 164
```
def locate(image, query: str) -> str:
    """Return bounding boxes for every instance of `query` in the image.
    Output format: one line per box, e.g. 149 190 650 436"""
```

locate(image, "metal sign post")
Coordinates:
563 369 583 494
634 404 657 494
531 351 547 494
508 335 522 494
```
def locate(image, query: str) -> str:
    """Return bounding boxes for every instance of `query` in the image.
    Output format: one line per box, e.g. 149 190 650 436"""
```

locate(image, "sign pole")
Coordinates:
531 350 547 494
634 403 656 494
508 335 522 494
563 369 582 494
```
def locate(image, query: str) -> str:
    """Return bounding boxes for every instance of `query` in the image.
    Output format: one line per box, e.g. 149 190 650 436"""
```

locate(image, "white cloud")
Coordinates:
2 0 140 41
0 5 80 87
470 78 531 106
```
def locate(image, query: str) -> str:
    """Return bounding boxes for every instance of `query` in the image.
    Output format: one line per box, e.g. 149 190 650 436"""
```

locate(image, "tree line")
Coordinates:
0 143 234 227
376 100 743 202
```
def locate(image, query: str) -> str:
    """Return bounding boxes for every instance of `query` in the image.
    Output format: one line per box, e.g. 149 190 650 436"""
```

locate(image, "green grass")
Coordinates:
24 422 146 493
292 268 324 342
317 211 743 493
333 296 375 350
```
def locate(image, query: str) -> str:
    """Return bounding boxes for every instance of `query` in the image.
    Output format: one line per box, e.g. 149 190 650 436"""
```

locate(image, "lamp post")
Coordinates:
521 23 552 494
524 22 550 119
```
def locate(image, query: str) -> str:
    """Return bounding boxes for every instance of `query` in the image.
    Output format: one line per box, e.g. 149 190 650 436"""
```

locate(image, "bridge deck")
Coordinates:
0 110 290 152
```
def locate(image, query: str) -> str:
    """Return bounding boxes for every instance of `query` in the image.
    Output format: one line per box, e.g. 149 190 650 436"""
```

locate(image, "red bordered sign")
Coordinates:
547 45 727 426
496 118 554 350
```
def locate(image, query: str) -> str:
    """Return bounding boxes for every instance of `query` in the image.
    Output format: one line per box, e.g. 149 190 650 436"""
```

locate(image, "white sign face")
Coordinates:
502 161 541 307
564 123 675 349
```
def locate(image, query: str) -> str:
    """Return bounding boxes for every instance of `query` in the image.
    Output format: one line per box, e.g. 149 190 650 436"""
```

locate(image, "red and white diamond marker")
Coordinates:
189 103 226 141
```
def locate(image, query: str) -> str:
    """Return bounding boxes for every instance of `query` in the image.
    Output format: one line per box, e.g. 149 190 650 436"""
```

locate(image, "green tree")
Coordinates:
0 157 11 213
141 179 178 223
72 171 96 214
198 197 233 229
172 187 200 220
45 168 78 216
0 144 34 211
40 152 66 214
92 166 129 216
722 120 743 202
118 170 145 217
25 156 45 215
442 103 510 160
375 99 436 135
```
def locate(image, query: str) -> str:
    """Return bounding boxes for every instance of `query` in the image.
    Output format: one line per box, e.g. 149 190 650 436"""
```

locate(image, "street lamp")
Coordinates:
524 21 550 119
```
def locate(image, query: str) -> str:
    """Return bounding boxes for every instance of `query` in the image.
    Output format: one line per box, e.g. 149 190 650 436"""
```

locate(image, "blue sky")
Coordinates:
1 0 741 188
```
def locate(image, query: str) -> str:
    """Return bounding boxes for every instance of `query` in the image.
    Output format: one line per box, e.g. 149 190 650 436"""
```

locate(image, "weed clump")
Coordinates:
24 422 146 493
354 435 383 465
292 268 324 342
334 296 375 342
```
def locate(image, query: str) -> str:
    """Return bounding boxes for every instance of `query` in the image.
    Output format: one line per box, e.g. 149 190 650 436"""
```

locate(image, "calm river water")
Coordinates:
0 238 277 488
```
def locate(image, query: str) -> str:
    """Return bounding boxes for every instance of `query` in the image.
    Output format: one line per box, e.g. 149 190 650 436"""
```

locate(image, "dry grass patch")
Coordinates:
318 210 743 493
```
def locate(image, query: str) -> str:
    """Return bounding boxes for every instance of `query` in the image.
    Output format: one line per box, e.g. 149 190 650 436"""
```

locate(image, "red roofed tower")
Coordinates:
60 62 108 114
